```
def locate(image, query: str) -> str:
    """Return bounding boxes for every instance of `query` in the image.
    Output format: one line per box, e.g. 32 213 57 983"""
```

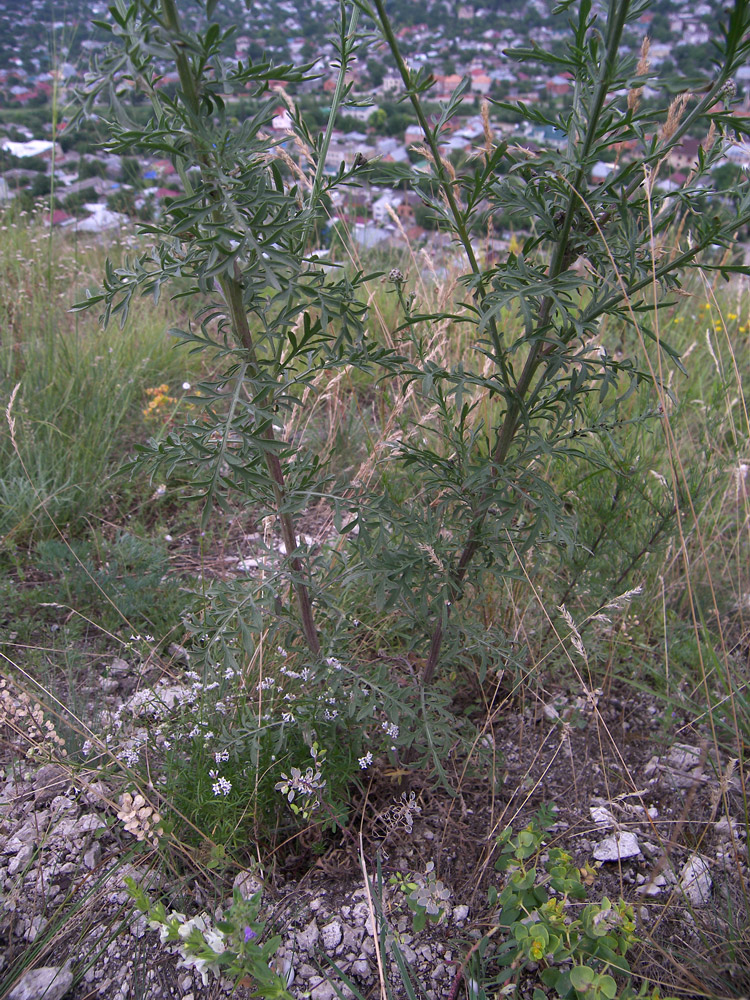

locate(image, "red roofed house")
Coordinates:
471 74 492 95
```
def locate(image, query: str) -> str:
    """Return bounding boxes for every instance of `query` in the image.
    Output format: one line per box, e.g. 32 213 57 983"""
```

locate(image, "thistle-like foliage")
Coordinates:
362 0 750 680
74 0 750 686
73 0 377 654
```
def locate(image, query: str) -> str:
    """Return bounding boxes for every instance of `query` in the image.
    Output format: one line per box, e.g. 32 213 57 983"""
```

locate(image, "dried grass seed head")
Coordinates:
660 92 691 145
627 36 651 113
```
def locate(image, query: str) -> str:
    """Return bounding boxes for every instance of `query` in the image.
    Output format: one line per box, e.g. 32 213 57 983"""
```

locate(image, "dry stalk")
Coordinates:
410 141 456 216
277 87 317 172
275 144 312 192
642 92 692 194
359 836 388 1000
0 677 68 760
418 247 439 286
481 98 494 162
5 381 20 448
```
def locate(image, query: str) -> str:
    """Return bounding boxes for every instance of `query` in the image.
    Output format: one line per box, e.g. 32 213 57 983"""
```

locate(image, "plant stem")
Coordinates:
221 276 320 655
419 0 632 684
370 0 476 272
160 0 320 655
305 4 360 227
369 0 505 359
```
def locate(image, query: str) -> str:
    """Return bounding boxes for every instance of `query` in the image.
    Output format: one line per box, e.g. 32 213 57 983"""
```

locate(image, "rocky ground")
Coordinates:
1 674 749 1000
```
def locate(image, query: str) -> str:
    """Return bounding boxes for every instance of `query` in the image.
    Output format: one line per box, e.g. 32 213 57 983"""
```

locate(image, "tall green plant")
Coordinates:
74 0 374 656
75 0 750 695
361 0 750 681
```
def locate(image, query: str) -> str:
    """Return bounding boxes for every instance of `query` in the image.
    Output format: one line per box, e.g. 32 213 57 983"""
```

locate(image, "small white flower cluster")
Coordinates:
279 664 312 682
117 731 149 767
209 770 232 796
358 751 373 769
117 791 164 847
381 720 399 741
150 911 225 985
118 745 142 767
163 722 218 747
183 669 221 696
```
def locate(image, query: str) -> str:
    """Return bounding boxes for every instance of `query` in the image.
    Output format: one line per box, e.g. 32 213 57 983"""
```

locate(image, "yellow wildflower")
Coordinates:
143 384 178 420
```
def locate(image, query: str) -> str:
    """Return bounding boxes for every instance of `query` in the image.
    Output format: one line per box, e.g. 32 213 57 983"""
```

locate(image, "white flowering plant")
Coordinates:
145 622 469 851
274 740 328 822
125 878 293 999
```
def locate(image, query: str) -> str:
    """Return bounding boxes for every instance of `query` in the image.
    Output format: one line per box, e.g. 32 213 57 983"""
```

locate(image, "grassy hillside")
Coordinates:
0 203 748 997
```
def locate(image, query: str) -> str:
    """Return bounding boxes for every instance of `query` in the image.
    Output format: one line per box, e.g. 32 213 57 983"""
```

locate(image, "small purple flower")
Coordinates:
244 925 257 943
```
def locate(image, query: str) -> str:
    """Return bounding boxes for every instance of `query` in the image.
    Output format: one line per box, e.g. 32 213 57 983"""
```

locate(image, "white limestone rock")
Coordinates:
321 919 343 951
680 856 712 906
8 963 73 1000
590 805 617 828
593 831 641 862
295 919 320 953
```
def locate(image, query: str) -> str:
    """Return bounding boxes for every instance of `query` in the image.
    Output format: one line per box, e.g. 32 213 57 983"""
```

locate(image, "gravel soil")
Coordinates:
2 671 748 1000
